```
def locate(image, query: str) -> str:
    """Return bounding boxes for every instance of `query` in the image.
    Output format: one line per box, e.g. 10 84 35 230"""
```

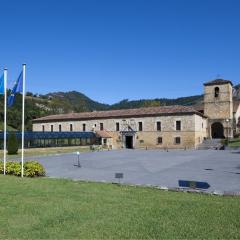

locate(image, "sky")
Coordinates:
0 0 240 104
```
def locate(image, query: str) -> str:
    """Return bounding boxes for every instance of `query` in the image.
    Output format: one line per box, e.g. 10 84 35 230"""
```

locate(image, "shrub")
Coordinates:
24 161 46 177
0 161 45 177
6 161 22 176
234 133 240 138
7 133 19 155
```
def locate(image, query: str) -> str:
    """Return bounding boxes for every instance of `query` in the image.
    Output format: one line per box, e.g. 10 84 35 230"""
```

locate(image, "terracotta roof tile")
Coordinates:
33 105 204 123
204 79 233 86
96 131 112 138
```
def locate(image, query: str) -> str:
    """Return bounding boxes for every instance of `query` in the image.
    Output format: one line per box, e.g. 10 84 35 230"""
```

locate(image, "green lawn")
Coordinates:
0 146 90 160
227 138 240 147
0 176 239 239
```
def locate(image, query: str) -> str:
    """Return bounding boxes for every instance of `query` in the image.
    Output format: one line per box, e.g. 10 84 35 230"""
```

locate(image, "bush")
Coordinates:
7 133 19 155
0 161 45 177
24 161 46 177
234 133 240 138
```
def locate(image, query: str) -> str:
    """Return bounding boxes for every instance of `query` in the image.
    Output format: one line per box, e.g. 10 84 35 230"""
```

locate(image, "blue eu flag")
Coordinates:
0 74 4 95
8 71 23 107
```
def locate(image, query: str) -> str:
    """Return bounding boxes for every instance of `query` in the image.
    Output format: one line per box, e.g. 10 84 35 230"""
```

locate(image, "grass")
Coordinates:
0 146 90 160
227 138 240 147
0 176 239 239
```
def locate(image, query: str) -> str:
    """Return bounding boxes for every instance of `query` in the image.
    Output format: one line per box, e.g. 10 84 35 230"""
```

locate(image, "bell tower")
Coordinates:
204 79 233 138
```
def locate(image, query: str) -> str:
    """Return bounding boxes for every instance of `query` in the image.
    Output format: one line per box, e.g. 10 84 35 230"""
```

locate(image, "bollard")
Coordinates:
77 151 81 168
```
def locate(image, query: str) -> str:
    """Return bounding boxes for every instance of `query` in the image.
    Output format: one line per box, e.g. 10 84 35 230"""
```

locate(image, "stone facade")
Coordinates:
204 80 234 138
33 114 207 149
32 79 240 149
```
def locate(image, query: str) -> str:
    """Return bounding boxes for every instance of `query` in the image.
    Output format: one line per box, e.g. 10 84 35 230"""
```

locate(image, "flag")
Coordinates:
0 74 4 94
7 71 23 107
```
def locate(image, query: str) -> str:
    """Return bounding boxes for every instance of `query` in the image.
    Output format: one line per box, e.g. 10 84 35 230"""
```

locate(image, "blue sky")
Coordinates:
0 0 240 104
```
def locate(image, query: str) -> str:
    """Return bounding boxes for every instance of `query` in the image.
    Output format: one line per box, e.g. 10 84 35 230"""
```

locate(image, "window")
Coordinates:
176 121 181 131
175 137 181 144
51 125 53 132
214 87 220 98
138 122 143 131
83 124 86 132
157 121 161 131
157 137 162 144
116 122 120 131
42 125 45 132
59 124 62 132
70 124 73 132
100 123 104 131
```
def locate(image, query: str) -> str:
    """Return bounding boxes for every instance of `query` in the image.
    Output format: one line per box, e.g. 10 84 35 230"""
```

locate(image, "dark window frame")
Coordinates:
138 122 143 131
176 121 181 131
100 123 104 131
116 122 120 131
157 121 161 131
83 124 86 132
157 137 162 145
175 137 181 144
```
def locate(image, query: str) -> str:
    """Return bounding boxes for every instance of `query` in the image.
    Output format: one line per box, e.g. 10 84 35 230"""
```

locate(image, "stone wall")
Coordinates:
204 83 233 120
33 113 207 149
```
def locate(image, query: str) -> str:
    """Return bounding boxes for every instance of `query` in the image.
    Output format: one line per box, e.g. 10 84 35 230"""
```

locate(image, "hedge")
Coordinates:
0 161 46 177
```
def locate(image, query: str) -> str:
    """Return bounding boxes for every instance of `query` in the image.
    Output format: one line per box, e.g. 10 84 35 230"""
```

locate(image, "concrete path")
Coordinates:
27 149 240 193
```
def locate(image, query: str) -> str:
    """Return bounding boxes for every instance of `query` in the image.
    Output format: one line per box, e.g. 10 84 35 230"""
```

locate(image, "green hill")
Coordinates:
0 84 238 131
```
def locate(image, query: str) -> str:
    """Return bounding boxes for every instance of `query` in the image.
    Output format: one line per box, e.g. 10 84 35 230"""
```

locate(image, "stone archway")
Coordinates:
211 122 225 139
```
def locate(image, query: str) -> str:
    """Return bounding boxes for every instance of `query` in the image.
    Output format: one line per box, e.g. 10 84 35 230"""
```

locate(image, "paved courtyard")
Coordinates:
30 149 240 193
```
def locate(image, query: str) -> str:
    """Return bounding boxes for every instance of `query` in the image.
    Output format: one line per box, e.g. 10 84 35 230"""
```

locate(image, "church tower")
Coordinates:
204 79 233 139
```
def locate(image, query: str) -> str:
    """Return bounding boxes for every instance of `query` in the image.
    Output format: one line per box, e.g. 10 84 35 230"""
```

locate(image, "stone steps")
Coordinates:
198 139 224 150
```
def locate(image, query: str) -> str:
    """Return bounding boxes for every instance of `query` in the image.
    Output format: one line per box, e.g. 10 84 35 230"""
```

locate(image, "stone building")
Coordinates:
32 79 240 149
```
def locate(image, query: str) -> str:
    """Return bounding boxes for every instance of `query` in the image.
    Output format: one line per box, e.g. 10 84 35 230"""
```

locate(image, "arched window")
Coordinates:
214 87 220 98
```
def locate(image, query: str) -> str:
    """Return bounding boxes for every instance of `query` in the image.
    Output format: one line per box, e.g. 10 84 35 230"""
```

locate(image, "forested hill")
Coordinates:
1 84 239 131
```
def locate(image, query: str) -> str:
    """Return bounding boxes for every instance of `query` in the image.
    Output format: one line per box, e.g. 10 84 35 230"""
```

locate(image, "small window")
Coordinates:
116 122 120 131
51 125 53 132
157 137 162 145
59 124 62 132
175 137 181 144
83 124 86 132
176 121 181 131
103 138 107 145
70 124 73 132
214 87 220 98
100 123 104 131
157 121 161 131
138 122 143 131
42 125 45 132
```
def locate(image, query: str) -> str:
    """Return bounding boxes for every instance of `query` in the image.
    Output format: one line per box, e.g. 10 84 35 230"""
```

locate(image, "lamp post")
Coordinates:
226 119 229 145
77 151 81 168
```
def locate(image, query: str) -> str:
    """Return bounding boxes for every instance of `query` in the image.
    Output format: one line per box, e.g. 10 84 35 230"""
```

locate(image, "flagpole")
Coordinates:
3 68 7 175
21 64 26 178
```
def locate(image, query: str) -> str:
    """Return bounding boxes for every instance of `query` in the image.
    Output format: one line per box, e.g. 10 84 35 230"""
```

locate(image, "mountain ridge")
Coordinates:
0 84 239 131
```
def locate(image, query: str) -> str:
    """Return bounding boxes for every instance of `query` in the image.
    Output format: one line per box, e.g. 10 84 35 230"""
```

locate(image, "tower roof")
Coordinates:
204 79 233 86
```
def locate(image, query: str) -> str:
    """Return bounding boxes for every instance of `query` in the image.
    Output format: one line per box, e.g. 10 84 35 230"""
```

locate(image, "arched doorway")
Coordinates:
211 122 224 139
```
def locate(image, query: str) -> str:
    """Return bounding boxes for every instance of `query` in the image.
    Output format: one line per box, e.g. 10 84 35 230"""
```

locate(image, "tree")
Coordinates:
143 100 161 108
7 133 19 155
